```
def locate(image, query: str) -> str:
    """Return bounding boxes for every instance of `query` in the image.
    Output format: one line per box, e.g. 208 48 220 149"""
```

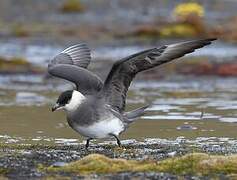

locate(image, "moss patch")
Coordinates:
60 0 84 13
43 153 237 176
0 168 9 176
0 56 44 74
159 153 237 175
42 153 156 174
0 56 29 66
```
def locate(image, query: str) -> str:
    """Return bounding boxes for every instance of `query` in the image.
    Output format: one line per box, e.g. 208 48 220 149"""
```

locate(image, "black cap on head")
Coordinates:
56 90 73 106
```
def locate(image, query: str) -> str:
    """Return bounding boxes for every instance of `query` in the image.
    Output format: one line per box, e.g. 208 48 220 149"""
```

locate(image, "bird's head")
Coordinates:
52 90 85 112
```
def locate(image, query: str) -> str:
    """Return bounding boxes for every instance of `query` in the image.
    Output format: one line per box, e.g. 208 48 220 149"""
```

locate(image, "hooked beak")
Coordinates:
52 103 61 112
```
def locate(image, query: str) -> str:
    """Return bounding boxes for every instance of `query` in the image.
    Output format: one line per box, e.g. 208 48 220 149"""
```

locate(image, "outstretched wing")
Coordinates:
48 43 103 94
103 38 217 112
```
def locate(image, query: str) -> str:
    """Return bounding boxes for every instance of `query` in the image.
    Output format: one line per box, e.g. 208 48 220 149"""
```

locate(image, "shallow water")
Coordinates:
0 76 236 145
0 39 237 144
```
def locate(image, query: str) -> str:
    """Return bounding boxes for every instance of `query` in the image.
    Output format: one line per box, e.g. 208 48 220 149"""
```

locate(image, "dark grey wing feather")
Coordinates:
103 38 217 112
48 64 103 94
48 43 103 94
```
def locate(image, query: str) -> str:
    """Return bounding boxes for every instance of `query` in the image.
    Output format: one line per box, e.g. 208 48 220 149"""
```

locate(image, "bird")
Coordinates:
48 38 216 149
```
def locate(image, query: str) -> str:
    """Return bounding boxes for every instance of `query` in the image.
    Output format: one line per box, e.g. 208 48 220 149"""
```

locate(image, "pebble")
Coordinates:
51 161 67 167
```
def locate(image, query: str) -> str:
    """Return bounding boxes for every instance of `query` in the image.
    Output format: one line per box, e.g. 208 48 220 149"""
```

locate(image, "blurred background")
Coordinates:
0 0 237 145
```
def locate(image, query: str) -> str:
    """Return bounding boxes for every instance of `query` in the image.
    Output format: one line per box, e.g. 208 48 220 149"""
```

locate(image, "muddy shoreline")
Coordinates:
0 137 236 179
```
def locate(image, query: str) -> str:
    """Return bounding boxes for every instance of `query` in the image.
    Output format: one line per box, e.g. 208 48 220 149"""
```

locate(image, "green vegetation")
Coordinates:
60 0 84 13
43 153 237 176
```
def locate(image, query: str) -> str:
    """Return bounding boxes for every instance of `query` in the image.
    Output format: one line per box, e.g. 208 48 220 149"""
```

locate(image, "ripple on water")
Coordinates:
154 98 210 106
147 104 184 112
219 117 237 123
176 125 198 131
142 115 201 120
16 92 46 105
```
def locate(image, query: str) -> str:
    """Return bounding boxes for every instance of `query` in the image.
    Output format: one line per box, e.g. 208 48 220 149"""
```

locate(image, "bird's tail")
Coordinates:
124 104 150 123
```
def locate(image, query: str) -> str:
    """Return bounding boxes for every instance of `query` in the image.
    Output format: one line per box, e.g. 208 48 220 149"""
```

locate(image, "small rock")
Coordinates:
176 125 197 131
51 161 67 167
168 151 177 157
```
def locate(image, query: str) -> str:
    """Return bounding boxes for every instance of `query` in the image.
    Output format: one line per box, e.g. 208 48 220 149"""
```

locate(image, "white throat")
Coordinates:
64 90 85 112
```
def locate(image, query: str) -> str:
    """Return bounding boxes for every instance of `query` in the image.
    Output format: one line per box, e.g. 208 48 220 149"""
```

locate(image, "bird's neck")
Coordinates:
65 91 85 113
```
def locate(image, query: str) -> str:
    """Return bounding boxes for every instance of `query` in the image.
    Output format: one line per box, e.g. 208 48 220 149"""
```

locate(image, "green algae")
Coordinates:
43 153 237 176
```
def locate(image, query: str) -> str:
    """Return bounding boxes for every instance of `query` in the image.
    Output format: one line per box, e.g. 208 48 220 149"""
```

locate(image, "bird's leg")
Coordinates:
85 138 93 150
109 133 121 147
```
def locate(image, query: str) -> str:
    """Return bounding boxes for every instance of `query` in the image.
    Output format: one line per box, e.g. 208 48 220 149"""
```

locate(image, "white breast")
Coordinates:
74 118 125 139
